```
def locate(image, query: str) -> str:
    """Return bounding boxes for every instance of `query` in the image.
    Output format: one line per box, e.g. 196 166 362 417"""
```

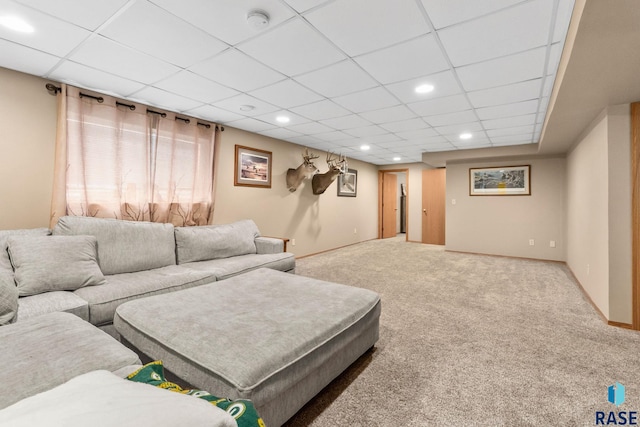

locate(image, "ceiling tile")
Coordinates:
260 128 303 140
491 137 535 146
214 94 279 117
395 128 439 140
69 36 181 84
100 1 227 68
422 142 457 152
487 124 535 137
363 133 404 144
239 18 345 76
354 35 449 84
129 87 203 112
456 47 547 91
16 0 129 30
282 0 329 13
425 110 477 127
359 105 416 124
435 121 483 136
49 61 145 97
253 110 311 127
0 39 60 75
451 139 492 149
482 113 536 130
386 70 462 104
320 114 371 130
380 118 430 133
553 0 575 43
334 87 399 113
467 79 542 108
249 79 323 108
476 99 539 121
313 130 352 142
0 1 91 56
289 99 351 121
438 0 553 67
419 0 526 29
226 118 276 133
288 121 334 135
294 60 378 98
150 0 296 45
343 125 387 138
408 94 471 116
154 71 239 103
547 42 563 76
305 0 428 56
190 49 285 93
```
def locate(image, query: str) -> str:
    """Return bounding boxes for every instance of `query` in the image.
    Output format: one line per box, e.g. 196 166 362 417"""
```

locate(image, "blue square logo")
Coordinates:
608 382 626 407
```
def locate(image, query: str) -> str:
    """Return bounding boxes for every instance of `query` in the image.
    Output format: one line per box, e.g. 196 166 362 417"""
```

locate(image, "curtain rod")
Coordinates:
44 83 222 130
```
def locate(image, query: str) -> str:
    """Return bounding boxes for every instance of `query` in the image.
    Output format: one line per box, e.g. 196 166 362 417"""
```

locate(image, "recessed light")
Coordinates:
415 84 434 94
276 115 290 124
393 157 401 161
0 15 34 33
360 145 370 151
459 133 473 140
239 105 255 112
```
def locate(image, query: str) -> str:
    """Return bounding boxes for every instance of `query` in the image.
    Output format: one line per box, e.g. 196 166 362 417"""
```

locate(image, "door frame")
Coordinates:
378 169 409 240
632 102 640 330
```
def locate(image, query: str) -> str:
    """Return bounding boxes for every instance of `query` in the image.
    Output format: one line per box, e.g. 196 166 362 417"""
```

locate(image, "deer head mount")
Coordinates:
312 152 348 195
286 148 319 192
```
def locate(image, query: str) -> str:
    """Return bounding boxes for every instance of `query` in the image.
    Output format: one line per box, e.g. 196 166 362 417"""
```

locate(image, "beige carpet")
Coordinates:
283 237 640 426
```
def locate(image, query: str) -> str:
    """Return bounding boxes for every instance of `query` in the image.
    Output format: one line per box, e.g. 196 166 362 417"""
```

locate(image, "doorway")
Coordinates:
422 168 446 245
378 169 408 240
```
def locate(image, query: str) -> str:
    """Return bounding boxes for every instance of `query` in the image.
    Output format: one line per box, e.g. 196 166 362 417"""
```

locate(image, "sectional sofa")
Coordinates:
0 216 295 335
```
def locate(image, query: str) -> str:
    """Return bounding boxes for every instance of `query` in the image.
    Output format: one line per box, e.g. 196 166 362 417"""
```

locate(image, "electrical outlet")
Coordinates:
451 199 457 205
550 240 556 248
587 264 590 275
354 228 357 234
291 238 296 246
529 239 535 246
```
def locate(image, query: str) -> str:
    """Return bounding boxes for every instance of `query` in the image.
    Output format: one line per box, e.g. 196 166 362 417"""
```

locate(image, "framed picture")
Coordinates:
337 169 357 197
469 165 531 196
234 145 272 188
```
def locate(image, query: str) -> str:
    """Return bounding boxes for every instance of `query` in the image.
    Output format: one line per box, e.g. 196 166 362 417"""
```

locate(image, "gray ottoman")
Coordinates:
114 268 381 427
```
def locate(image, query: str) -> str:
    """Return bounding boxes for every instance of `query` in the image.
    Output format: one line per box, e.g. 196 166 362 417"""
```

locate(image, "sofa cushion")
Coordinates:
7 235 106 297
0 271 18 325
0 312 141 410
175 220 259 264
17 291 90 322
0 228 50 273
53 216 176 275
181 253 295 280
0 370 237 427
74 265 217 326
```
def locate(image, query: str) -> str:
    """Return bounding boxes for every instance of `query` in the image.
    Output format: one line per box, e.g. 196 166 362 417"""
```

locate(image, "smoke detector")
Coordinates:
247 10 270 30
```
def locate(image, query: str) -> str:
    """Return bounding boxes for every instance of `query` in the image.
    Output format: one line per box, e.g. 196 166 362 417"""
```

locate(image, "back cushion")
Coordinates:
53 216 176 275
0 228 51 273
174 220 259 264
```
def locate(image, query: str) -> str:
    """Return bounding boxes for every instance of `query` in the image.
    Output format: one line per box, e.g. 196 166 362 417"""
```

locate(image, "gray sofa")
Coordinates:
0 216 295 333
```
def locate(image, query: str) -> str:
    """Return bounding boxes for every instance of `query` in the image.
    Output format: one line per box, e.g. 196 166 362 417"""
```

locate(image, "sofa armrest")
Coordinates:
255 237 289 254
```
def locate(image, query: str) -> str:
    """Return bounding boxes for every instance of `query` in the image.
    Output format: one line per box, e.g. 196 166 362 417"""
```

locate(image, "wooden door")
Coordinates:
382 173 398 238
422 169 446 245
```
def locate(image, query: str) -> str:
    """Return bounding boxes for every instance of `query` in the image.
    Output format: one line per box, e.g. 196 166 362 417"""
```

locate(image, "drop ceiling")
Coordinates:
0 0 575 165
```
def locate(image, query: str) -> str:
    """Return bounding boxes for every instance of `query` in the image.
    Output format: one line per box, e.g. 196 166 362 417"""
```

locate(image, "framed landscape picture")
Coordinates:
337 169 357 197
469 165 530 196
234 145 272 188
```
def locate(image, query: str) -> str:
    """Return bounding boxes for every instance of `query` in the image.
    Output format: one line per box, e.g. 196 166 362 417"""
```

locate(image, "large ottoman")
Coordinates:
114 268 381 427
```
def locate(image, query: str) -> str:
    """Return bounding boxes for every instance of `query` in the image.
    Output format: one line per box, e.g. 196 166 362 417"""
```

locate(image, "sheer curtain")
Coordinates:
51 86 216 227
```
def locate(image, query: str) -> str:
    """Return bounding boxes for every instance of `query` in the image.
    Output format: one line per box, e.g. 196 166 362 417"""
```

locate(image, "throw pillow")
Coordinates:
174 220 259 264
0 271 18 325
0 370 237 427
7 235 107 297
127 360 265 427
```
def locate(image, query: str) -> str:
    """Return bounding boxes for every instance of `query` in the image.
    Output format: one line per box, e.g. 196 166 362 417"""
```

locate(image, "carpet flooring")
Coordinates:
283 237 640 426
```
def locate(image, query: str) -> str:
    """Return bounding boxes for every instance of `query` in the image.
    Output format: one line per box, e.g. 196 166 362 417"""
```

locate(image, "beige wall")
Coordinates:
0 68 57 229
445 157 566 261
194 126 379 257
566 104 632 323
0 68 378 257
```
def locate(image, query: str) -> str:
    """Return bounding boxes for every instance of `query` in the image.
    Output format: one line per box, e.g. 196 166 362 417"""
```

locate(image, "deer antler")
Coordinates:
303 148 319 164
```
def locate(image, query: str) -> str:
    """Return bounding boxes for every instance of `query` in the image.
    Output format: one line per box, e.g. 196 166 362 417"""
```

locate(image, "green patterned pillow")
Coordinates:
127 361 264 427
